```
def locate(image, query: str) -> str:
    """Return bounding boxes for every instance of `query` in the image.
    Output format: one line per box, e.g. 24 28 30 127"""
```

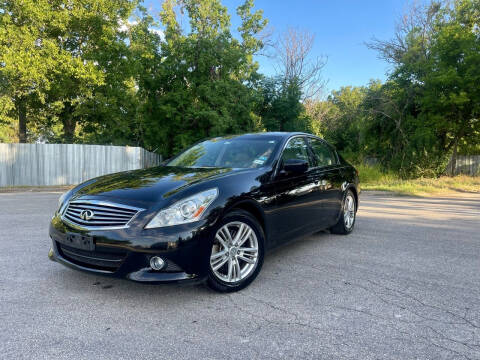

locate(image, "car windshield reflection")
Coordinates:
167 136 279 169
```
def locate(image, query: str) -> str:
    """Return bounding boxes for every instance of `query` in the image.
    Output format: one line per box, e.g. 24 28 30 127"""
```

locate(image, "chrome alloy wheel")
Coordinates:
344 194 355 229
210 221 259 283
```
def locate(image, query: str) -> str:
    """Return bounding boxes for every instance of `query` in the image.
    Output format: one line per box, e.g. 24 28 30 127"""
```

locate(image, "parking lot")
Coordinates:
1 191 479 359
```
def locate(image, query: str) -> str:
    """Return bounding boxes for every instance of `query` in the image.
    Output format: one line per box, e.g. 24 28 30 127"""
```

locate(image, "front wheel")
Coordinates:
330 190 356 235
206 210 265 293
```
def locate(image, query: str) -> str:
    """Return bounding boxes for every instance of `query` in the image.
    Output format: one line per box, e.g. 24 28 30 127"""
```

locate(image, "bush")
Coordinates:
355 164 396 184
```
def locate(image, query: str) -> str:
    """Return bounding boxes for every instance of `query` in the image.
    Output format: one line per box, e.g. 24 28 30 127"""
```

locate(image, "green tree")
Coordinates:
259 27 326 136
139 0 267 156
0 0 56 142
78 5 160 146
421 0 480 172
323 86 367 160
258 76 308 132
0 0 138 143
356 0 480 176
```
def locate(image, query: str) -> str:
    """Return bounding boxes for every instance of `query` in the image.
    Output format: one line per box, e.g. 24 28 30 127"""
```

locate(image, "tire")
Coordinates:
330 189 356 235
206 210 265 293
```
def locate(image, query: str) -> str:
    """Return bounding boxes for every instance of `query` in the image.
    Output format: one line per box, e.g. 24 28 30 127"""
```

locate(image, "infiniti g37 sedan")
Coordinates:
49 132 359 292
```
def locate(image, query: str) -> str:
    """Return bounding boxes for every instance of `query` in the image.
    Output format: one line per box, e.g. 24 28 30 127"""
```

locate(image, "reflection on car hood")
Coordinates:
73 166 235 203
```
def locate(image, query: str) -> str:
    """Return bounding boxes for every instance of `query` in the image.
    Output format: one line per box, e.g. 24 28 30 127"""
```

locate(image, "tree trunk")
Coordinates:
61 102 76 143
17 98 27 143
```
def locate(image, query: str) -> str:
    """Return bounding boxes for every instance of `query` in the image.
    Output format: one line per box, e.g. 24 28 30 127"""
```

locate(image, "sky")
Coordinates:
143 0 408 93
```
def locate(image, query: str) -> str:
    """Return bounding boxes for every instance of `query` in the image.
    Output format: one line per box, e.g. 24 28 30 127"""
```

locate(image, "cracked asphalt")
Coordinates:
1 191 479 359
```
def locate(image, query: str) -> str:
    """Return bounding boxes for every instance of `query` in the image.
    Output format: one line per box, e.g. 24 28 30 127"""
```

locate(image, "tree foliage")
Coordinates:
316 0 480 177
0 0 138 142
138 0 267 156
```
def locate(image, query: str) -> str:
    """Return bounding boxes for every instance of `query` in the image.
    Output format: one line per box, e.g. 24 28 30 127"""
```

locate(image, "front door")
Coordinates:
269 137 320 246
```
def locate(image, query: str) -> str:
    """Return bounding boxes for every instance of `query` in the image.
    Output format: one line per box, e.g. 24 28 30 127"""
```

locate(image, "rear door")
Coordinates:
307 137 344 228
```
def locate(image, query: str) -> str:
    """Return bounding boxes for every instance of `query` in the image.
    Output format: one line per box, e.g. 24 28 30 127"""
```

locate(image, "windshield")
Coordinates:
167 137 280 169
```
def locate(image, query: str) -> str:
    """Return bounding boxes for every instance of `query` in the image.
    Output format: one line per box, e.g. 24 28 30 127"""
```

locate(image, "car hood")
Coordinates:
72 166 236 204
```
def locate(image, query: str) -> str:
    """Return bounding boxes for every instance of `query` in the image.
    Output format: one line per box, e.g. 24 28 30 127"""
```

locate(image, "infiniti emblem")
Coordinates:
80 209 95 221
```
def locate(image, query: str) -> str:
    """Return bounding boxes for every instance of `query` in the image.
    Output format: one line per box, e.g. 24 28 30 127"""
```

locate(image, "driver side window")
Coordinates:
281 137 312 166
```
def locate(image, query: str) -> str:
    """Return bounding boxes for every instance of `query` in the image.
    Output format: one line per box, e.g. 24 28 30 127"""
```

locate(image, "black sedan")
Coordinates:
49 132 359 292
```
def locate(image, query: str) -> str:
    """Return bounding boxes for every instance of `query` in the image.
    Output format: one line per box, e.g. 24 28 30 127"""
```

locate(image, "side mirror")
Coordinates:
281 159 308 175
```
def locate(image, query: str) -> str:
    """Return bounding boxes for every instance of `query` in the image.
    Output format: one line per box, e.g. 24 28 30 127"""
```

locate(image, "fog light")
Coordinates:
48 248 55 261
150 256 165 270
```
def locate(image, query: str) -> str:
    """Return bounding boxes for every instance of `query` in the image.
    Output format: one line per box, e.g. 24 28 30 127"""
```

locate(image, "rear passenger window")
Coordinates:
309 138 336 167
281 137 313 166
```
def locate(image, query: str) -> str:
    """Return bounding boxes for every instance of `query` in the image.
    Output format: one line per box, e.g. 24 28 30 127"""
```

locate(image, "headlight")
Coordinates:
145 188 218 229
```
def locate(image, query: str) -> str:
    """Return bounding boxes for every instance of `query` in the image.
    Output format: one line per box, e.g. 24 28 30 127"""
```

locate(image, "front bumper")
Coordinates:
48 214 212 284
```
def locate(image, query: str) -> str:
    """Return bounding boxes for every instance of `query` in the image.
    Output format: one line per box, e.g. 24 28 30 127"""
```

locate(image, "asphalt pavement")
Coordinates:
0 191 479 359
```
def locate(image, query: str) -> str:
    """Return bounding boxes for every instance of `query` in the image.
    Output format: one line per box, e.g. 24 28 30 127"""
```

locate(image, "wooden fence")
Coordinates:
0 143 161 187
447 155 480 176
364 155 480 176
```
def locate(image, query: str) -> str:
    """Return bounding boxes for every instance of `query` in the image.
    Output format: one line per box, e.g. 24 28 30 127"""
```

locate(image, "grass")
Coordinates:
356 164 480 196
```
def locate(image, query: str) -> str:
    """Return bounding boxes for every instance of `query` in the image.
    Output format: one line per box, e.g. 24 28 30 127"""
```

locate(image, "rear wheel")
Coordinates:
206 210 264 293
330 190 356 235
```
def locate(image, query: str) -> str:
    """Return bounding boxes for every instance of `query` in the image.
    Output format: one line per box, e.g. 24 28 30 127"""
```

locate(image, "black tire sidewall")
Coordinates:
206 210 265 293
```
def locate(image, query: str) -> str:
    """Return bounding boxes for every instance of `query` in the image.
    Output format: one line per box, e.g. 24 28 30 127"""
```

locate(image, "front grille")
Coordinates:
57 242 127 272
62 200 144 230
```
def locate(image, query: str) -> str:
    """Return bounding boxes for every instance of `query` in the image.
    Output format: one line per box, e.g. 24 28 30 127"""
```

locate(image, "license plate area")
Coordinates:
59 233 95 251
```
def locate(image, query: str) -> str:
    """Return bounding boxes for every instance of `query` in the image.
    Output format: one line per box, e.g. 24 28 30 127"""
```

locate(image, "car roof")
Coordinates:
212 132 313 140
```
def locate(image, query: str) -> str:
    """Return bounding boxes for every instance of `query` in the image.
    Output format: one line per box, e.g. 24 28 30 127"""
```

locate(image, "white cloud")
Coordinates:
118 20 138 33
118 20 164 41
150 28 164 39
